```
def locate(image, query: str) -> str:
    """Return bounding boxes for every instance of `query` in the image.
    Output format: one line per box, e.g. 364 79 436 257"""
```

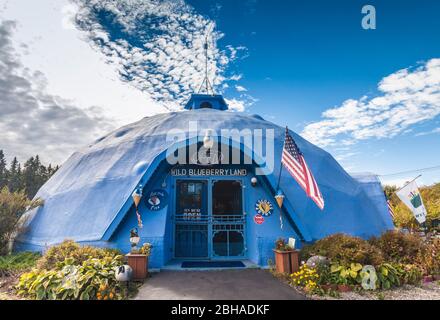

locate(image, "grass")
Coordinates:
0 252 41 277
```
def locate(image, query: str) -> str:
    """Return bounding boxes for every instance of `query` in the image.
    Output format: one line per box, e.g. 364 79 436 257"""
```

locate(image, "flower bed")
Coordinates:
286 231 439 297
15 241 127 300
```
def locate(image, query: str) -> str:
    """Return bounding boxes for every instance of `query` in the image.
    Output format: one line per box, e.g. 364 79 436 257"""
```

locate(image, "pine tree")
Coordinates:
23 156 38 199
8 157 22 193
0 151 58 199
0 150 8 190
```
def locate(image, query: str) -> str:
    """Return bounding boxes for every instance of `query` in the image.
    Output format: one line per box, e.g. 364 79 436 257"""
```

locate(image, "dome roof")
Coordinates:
17 97 393 247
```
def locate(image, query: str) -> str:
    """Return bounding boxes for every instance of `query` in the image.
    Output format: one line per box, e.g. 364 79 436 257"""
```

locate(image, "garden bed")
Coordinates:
309 282 440 300
271 231 440 300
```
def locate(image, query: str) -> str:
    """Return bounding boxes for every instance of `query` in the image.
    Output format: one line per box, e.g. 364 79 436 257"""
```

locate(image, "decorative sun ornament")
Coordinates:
255 199 274 217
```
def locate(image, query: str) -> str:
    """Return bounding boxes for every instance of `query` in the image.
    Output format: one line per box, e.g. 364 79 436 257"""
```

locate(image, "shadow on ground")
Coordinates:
134 269 307 300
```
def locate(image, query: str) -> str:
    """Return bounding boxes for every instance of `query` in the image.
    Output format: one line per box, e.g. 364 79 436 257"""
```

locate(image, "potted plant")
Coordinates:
126 229 152 281
272 238 299 274
337 277 352 293
127 243 152 281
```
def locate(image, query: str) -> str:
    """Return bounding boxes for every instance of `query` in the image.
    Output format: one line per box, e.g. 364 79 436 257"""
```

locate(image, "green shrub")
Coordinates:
416 238 440 276
0 252 40 277
369 231 424 264
376 263 403 290
375 263 423 289
300 234 384 266
330 262 364 285
401 264 423 285
36 240 121 270
0 187 42 255
16 241 125 300
17 255 124 300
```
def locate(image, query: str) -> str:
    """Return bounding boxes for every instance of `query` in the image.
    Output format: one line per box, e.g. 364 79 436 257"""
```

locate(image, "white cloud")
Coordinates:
72 0 250 111
225 98 246 112
302 59 440 147
230 74 243 81
61 3 78 30
235 85 247 92
0 20 114 164
415 127 440 137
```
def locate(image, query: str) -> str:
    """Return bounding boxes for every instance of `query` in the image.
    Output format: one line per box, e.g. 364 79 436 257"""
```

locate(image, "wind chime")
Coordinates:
132 184 144 229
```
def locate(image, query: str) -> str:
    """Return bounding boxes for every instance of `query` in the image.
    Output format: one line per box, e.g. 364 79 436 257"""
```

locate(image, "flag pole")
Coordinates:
274 127 289 230
276 127 288 190
395 174 422 193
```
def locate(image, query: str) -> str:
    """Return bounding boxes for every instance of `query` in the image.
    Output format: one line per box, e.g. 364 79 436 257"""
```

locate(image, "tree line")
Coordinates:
0 150 59 199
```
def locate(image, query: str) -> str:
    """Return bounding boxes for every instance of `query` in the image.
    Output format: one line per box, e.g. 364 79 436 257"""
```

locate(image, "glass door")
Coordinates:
211 180 245 258
174 180 208 258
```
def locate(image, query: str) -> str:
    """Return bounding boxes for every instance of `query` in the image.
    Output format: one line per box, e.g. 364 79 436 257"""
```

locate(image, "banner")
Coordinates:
396 181 427 224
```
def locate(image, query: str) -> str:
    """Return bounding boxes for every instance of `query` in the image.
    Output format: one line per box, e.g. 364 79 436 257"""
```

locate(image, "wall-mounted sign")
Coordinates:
255 199 274 217
145 189 168 211
254 214 265 225
171 168 247 177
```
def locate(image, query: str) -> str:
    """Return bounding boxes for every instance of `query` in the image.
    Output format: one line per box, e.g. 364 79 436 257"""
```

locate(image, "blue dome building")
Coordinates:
15 94 394 268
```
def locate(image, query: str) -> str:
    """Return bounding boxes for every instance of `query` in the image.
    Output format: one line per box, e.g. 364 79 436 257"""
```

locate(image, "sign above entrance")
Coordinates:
145 189 168 211
171 168 248 177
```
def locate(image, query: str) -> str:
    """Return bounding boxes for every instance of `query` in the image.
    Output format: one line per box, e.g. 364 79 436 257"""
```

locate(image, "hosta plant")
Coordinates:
376 263 403 290
330 263 363 285
16 255 124 300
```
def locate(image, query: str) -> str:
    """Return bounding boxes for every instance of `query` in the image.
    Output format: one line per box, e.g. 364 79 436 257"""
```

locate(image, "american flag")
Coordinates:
281 128 325 210
387 200 395 219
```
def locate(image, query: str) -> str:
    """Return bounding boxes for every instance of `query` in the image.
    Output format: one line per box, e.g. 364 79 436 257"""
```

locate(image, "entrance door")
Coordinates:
212 181 245 258
174 180 208 258
174 179 245 260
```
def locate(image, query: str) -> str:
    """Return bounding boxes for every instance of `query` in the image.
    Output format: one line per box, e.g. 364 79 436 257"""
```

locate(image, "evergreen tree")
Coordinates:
0 150 8 190
0 151 58 199
8 157 22 193
23 156 38 199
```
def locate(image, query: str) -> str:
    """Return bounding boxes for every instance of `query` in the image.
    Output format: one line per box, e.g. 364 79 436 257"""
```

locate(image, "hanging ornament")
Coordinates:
132 185 144 228
275 190 285 208
275 190 285 230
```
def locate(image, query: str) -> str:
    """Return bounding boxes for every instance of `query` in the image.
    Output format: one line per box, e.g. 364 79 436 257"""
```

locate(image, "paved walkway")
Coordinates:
134 270 306 300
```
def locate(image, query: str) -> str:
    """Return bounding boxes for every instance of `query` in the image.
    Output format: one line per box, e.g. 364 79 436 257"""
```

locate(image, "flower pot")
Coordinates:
273 250 299 274
337 284 352 293
320 284 337 291
126 254 148 281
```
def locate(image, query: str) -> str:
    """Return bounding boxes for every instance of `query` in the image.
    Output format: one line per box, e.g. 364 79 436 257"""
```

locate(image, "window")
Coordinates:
200 101 213 109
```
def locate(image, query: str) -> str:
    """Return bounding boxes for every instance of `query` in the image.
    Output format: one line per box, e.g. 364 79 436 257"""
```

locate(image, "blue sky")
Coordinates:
0 0 439 186
187 0 440 185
